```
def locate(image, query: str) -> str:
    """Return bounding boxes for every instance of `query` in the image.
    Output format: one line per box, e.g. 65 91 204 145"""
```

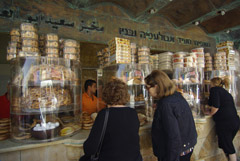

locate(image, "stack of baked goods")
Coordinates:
45 33 59 58
63 39 80 61
183 54 196 68
102 48 110 66
173 52 186 68
150 54 159 70
159 52 173 71
131 43 138 63
108 37 131 64
7 28 21 61
217 42 235 70
19 23 40 57
191 47 205 68
82 112 94 130
97 51 104 68
138 46 150 64
0 118 10 140
213 52 227 70
7 28 21 60
204 53 213 71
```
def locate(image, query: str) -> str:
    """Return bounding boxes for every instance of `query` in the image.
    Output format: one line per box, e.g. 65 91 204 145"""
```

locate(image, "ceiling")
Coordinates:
66 0 240 49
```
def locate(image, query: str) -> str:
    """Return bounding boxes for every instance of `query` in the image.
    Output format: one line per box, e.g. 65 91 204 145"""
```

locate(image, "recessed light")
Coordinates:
194 21 199 25
149 8 157 14
220 10 225 16
225 30 230 33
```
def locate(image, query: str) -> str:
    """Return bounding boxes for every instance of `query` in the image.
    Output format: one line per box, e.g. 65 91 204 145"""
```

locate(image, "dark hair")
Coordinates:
145 70 176 99
84 79 96 92
102 78 129 105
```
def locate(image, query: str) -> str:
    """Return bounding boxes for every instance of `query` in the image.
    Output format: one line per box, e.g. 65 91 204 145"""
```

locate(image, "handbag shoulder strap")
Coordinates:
96 108 109 156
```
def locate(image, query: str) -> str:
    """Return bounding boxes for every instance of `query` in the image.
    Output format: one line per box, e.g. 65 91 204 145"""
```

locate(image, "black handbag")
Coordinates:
79 108 109 161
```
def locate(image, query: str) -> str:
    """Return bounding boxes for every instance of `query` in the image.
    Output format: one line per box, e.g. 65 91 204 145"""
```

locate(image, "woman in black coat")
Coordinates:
206 77 240 161
145 70 197 161
81 78 142 161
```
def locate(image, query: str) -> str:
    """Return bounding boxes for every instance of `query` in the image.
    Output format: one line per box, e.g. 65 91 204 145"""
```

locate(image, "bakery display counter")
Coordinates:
99 64 153 125
9 57 81 143
1 116 240 161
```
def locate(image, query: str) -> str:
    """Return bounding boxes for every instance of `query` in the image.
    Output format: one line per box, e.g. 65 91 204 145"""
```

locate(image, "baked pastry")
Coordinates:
45 47 59 54
11 36 21 42
0 134 9 141
12 133 31 140
64 53 79 60
82 112 94 130
22 46 39 53
10 28 20 36
21 31 38 39
22 39 38 47
18 51 39 57
60 127 74 136
6 53 16 61
20 23 36 31
45 41 59 48
64 39 79 47
63 47 78 54
9 41 21 48
46 33 58 41
7 47 18 54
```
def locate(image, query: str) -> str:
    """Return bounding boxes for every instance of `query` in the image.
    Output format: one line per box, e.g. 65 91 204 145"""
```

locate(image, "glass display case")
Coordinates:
98 64 152 126
172 67 204 118
204 70 238 109
10 57 81 143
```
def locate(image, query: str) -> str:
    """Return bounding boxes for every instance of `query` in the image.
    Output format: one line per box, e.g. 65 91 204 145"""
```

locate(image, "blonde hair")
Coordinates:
145 70 176 99
211 77 230 89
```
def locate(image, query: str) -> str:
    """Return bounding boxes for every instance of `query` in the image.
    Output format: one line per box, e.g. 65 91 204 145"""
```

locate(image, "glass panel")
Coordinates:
172 67 204 118
99 64 153 126
10 57 81 143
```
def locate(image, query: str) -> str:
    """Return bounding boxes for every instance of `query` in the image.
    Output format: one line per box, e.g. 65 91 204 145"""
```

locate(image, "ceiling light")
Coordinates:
194 21 199 25
149 8 157 14
220 10 225 16
225 30 230 33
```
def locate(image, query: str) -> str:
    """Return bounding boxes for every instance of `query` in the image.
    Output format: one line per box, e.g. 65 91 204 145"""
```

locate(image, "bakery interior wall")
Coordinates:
0 0 216 95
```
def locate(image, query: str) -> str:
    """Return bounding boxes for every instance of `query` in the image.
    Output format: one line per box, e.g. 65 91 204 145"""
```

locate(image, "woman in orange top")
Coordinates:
82 80 105 114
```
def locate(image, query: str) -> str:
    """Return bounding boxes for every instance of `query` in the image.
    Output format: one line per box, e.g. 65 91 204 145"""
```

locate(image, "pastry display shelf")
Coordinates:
10 105 78 115
9 56 81 143
15 80 80 87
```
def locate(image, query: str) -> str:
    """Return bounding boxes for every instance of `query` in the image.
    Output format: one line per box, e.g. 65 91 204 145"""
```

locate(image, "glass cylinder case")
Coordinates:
172 67 204 118
10 57 81 143
98 64 152 126
204 70 238 109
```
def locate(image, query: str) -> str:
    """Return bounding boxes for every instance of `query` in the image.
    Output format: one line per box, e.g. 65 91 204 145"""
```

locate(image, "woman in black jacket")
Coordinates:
206 77 240 161
145 70 197 161
81 78 142 161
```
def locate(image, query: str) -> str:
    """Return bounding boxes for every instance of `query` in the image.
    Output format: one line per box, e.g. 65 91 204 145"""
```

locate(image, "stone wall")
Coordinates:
1 117 240 161
0 0 216 53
